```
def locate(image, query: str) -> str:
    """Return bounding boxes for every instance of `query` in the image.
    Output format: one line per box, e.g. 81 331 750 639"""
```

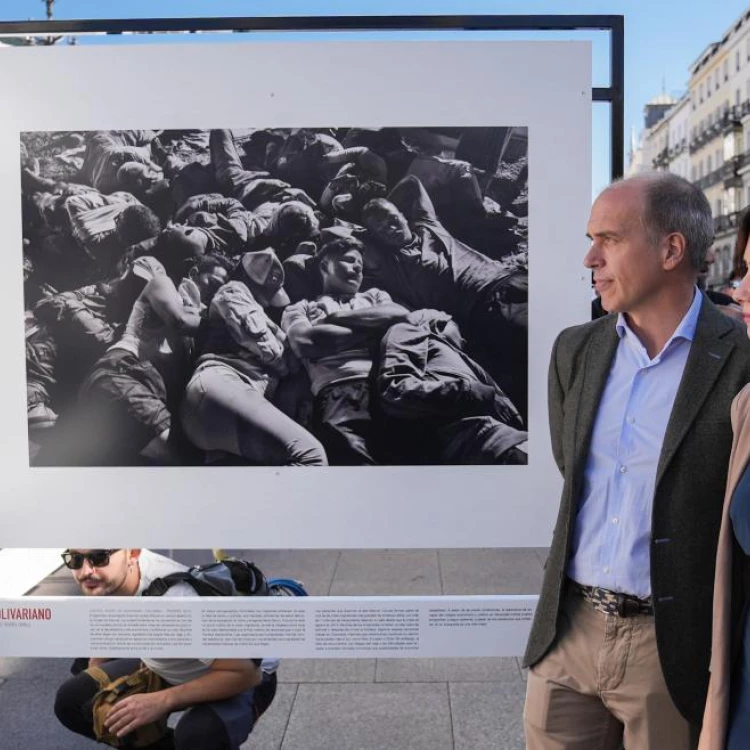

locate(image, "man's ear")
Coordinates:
663 232 688 271
128 549 142 564
188 265 199 281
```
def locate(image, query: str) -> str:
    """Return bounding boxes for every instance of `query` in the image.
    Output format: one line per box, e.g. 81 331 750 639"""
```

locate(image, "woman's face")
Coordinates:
732 235 750 336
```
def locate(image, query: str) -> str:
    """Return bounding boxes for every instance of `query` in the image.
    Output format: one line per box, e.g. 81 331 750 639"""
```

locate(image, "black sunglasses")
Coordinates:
61 549 121 570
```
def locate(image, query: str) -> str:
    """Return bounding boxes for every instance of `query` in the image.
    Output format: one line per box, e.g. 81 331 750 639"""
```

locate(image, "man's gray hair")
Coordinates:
618 172 714 272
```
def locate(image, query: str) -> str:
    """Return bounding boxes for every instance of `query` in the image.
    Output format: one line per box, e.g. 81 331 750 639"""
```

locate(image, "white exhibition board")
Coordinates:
0 39 592 549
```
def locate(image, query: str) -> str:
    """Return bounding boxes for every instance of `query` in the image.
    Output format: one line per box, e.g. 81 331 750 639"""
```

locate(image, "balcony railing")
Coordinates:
721 106 743 134
714 210 742 235
718 154 747 187
695 166 724 190
690 128 716 152
652 147 670 168
690 100 750 152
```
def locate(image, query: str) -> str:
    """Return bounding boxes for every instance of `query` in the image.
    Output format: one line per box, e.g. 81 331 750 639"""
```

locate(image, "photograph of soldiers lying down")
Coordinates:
22 127 528 467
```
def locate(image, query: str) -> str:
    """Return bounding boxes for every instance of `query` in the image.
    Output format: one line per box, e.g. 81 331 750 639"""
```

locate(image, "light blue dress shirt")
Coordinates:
567 289 703 598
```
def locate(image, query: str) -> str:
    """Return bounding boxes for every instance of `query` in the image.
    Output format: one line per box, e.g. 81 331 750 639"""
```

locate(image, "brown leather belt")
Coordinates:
572 582 654 617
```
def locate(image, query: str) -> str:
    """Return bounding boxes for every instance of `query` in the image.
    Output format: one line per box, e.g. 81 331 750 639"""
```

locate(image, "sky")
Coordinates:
4 0 750 194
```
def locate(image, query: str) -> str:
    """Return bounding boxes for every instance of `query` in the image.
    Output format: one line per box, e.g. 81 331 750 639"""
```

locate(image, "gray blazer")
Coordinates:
523 296 750 726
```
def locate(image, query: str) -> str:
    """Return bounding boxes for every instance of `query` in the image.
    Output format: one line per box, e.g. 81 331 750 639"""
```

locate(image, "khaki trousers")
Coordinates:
524 590 697 750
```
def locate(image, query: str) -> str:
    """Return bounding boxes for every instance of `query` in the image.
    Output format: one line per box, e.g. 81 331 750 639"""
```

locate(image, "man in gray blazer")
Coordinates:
523 172 750 749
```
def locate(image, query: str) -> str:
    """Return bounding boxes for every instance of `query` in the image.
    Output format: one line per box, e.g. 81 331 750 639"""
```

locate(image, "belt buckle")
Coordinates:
615 593 639 617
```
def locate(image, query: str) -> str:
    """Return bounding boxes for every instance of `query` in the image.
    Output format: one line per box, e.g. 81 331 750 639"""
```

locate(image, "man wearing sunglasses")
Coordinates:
54 548 274 750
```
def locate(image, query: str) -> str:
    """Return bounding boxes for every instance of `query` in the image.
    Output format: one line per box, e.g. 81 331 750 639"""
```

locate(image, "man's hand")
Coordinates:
104 692 171 738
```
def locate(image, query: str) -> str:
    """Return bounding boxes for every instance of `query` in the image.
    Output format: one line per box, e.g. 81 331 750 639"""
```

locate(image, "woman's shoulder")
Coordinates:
734 383 750 412
732 384 750 434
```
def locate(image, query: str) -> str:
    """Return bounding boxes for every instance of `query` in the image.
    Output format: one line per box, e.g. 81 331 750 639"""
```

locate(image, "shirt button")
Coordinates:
627 416 635 425
612 517 619 524
604 566 610 574
619 465 628 474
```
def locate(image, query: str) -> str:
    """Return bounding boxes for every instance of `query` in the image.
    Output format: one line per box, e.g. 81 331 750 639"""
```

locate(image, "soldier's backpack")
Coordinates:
142 558 269 598
141 558 308 599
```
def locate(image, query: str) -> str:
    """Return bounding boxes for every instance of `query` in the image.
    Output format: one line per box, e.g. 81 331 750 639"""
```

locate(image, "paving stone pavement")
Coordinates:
0 548 545 749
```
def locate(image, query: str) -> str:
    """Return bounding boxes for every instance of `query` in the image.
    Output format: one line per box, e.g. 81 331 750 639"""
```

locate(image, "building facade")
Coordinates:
630 5 750 288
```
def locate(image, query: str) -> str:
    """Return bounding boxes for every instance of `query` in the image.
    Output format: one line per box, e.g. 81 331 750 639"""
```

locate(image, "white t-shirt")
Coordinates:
134 550 276 682
281 288 392 395
135 550 214 685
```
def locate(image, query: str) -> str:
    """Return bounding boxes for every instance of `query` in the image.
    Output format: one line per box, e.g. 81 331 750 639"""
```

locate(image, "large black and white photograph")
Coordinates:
22 126 529 467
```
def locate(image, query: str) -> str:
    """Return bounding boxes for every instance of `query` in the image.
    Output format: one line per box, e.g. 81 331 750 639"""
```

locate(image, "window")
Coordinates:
727 59 731 80
747 37 750 61
736 52 740 73
700 82 704 102
707 154 713 173
691 165 697 181
737 88 742 106
716 69 720 90
718 148 723 166
716 199 722 217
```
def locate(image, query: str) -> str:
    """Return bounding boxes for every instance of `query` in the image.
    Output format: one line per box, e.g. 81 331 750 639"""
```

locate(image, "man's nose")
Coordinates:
583 243 600 269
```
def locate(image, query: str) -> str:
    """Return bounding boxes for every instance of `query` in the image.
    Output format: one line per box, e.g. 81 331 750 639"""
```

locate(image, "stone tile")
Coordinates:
330 550 441 595
0 656 73 681
245 550 341 596
49 563 74 580
281 683 453 750
439 548 544 594
450 680 527 750
242 683 297 750
0 659 84 749
280 658 376 683
27 579 79 596
375 656 522 683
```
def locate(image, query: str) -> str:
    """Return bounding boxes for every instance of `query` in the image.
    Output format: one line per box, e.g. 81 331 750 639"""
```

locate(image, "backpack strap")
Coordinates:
85 665 111 690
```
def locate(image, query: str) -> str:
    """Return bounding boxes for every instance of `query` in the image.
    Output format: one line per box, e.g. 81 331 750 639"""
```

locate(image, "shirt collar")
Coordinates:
615 287 702 347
